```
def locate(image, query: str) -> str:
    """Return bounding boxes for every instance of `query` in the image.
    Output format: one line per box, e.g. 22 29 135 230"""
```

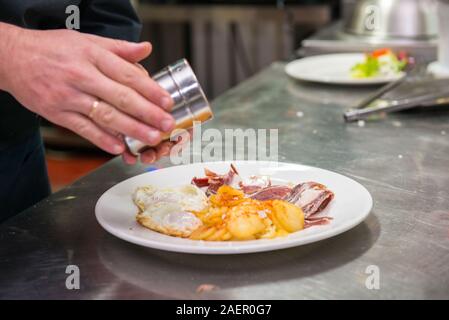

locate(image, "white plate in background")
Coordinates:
285 53 405 85
427 61 449 78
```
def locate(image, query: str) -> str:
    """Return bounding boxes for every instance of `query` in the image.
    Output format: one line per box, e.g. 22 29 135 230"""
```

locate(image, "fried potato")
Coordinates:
227 213 266 240
190 226 217 240
271 200 304 232
189 185 304 241
190 225 233 241
210 185 245 207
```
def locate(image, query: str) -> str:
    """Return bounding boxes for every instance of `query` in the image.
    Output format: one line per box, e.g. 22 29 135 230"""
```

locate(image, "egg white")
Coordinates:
133 185 208 237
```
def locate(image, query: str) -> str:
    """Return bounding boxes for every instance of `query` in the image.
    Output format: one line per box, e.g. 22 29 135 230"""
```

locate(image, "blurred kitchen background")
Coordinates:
42 0 439 191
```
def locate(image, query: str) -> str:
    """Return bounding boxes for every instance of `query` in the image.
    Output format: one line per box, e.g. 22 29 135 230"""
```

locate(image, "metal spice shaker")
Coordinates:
124 59 213 155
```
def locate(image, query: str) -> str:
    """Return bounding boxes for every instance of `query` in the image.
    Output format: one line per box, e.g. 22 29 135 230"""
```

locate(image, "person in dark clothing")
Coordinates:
0 1 177 222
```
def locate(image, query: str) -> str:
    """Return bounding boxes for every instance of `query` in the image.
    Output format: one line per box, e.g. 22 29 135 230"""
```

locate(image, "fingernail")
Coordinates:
143 152 156 163
141 41 152 50
124 155 136 165
161 96 173 110
161 145 170 156
161 118 175 132
113 144 124 154
148 130 160 145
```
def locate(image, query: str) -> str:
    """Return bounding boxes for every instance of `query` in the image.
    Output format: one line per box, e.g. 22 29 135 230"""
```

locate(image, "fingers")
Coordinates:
82 35 174 112
122 139 176 165
82 114 159 166
140 148 157 163
135 63 149 76
122 150 138 165
137 141 174 164
172 128 192 145
96 123 139 165
121 137 180 165
77 70 175 133
95 49 174 111
57 111 125 155
84 34 152 63
155 141 173 158
84 99 163 146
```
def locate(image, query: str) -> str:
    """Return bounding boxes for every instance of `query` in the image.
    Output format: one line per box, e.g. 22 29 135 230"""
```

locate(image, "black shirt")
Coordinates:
0 0 141 148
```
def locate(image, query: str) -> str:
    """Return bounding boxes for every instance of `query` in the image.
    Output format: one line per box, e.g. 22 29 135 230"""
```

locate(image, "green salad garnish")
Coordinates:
350 48 408 79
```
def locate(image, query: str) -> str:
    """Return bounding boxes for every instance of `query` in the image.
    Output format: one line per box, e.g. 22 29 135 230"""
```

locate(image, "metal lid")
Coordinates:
168 59 204 103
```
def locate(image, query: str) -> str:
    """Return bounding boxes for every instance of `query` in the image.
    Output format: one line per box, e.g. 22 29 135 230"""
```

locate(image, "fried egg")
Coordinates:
133 185 208 237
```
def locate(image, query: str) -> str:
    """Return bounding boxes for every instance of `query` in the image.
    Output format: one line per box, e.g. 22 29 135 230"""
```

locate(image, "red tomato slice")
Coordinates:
371 48 391 58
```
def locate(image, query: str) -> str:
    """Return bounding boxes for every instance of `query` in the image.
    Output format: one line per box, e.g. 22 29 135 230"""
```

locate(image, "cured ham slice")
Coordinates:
283 182 334 218
304 216 333 228
191 164 240 195
239 175 271 194
249 185 292 201
190 177 209 188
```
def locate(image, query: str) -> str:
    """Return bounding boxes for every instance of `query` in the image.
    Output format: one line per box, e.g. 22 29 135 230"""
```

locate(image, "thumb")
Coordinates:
84 34 152 63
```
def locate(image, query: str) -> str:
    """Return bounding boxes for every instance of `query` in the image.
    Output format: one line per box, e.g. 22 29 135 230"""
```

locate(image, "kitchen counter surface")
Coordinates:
1 63 448 299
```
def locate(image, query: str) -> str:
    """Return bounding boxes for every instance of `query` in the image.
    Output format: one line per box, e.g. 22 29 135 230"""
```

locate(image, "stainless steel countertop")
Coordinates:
1 63 448 299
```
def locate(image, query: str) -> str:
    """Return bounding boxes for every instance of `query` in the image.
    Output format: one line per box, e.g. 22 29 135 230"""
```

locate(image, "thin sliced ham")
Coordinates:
249 185 292 201
239 175 271 194
191 164 240 195
304 216 333 228
283 182 334 218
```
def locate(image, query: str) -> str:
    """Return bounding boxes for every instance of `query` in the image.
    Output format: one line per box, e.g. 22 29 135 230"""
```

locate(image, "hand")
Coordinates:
121 122 192 165
0 24 175 157
113 63 176 165
123 140 175 165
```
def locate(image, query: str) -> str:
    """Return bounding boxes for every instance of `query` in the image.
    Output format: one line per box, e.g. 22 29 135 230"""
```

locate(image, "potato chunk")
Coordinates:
227 213 266 240
271 200 304 232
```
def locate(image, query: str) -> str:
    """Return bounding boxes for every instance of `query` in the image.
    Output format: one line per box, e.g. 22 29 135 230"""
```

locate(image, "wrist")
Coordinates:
0 22 26 91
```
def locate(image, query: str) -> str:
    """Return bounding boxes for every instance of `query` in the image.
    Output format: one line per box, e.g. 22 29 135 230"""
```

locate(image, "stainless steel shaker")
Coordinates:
124 59 213 155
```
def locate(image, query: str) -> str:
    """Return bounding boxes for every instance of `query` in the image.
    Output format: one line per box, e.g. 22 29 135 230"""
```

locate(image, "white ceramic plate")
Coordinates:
285 53 405 85
427 61 449 78
95 161 373 254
